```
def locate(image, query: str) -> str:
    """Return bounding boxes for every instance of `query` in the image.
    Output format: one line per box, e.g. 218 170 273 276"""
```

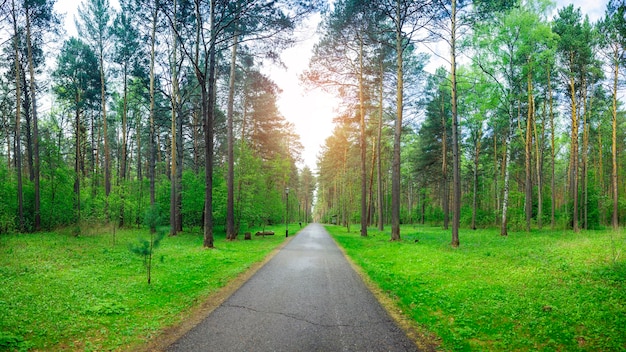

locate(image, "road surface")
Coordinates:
167 223 418 351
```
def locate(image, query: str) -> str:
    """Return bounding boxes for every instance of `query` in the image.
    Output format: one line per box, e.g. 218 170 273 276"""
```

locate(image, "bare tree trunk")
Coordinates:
358 38 367 237
11 0 24 231
168 0 179 236
202 0 216 248
471 132 480 230
548 69 556 229
612 47 619 230
569 69 579 232
524 68 533 232
391 0 403 241
441 93 449 230
367 136 376 226
377 62 384 231
148 0 160 210
450 0 460 246
501 108 513 237
226 29 239 240
25 5 40 230
535 98 545 230
121 68 129 181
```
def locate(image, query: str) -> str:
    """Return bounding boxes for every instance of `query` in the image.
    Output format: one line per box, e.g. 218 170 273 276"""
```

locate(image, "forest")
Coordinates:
1 0 626 244
310 0 626 245
0 0 318 244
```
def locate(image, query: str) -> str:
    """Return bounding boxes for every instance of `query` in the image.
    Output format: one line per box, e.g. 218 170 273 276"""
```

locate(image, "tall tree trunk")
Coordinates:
450 0 460 247
471 132 480 230
535 97 545 230
74 96 82 224
501 108 513 237
25 5 40 231
612 46 619 230
11 0 24 231
176 95 183 232
100 23 110 199
569 66 579 232
202 0 216 248
226 29 239 240
548 68 556 229
367 136 376 226
442 93 449 230
149 1 159 208
377 62 384 231
121 70 128 181
358 38 367 237
21 70 34 183
582 78 590 230
525 67 533 232
169 0 179 236
391 0 402 241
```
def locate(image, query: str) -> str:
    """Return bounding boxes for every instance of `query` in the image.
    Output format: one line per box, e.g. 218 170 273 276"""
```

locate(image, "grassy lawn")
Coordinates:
327 225 626 351
0 224 292 351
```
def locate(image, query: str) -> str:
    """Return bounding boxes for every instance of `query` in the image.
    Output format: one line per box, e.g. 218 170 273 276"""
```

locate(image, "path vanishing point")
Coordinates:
166 223 419 352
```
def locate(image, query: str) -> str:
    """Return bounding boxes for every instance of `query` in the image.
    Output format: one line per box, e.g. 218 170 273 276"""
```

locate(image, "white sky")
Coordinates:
53 0 609 173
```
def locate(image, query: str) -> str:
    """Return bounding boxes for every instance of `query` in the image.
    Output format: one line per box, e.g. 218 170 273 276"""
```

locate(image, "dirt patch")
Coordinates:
134 236 294 352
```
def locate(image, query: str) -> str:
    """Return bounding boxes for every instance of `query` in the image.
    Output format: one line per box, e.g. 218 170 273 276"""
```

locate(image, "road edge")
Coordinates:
135 233 297 352
327 228 441 352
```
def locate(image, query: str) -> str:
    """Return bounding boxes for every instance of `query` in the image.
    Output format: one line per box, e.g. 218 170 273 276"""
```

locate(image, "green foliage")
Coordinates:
143 205 161 233
0 227 290 350
327 225 626 351
181 171 205 229
0 164 16 234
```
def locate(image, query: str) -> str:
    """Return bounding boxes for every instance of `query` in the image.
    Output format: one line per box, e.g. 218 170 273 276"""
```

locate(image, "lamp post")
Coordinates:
285 187 289 237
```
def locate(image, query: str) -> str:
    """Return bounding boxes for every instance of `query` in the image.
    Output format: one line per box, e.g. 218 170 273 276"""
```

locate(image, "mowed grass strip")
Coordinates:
327 225 626 351
0 225 290 351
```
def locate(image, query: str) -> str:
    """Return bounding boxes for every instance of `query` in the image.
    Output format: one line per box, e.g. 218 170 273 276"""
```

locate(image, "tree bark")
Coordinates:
377 62 384 231
202 0 216 248
569 62 579 232
226 29 239 240
450 0 460 246
471 130 481 230
612 46 619 230
548 69 556 229
11 0 24 231
524 67 533 232
441 92 449 230
501 106 513 237
358 38 367 237
169 0 179 236
148 0 160 211
391 0 402 241
25 4 40 231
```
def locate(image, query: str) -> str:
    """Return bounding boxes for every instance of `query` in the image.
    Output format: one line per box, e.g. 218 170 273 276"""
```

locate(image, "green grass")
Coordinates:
0 224 293 351
327 225 626 351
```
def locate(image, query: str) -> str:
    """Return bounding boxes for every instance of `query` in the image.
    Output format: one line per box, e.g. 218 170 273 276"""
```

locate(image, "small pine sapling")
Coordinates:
129 206 164 284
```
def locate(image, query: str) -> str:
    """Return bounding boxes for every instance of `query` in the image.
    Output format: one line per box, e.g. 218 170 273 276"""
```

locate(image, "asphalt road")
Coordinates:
166 223 418 352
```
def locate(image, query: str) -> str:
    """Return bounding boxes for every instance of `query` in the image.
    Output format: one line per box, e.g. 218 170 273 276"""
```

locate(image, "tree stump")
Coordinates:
244 232 251 240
